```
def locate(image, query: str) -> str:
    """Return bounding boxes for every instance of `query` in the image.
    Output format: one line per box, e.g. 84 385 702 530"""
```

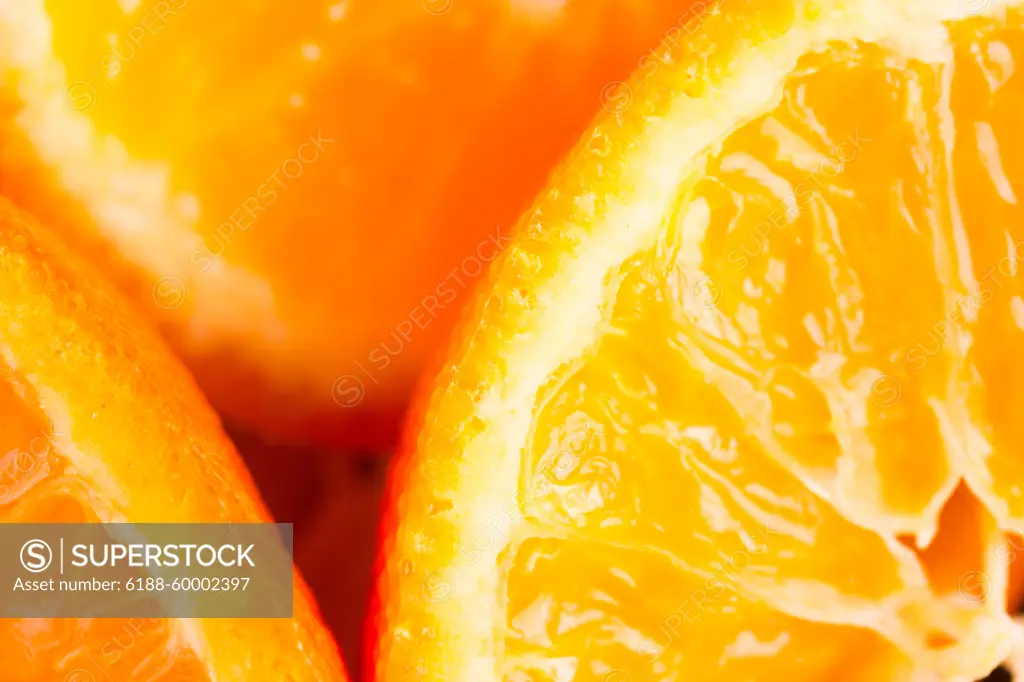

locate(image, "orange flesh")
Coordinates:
502 538 907 681
0 0 715 449
0 203 346 681
505 21 1024 676
375 3 1024 680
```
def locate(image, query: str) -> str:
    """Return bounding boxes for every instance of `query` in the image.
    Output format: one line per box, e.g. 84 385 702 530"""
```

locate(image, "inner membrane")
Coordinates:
505 10 1024 682
0 371 207 681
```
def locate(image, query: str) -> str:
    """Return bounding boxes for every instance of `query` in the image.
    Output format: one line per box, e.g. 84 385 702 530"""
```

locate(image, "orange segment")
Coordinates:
372 1 1024 680
678 45 961 537
0 199 346 681
502 538 909 682
0 0 715 450
947 14 1024 524
521 257 925 615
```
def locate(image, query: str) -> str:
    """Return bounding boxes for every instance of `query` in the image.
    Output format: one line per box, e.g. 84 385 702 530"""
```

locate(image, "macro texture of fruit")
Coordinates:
371 0 1024 679
0 200 346 681
0 0 716 451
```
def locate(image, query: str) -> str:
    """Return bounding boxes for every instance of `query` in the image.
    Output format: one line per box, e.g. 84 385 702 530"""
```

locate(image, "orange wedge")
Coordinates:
371 0 1024 679
0 199 345 681
0 0 712 451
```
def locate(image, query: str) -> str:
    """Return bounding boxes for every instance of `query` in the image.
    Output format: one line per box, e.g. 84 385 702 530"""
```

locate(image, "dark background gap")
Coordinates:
231 427 389 680
984 665 1013 682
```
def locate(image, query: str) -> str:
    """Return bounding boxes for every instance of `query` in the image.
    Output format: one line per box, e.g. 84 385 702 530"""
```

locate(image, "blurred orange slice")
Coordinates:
0 200 346 681
0 0 712 451
371 0 1024 679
